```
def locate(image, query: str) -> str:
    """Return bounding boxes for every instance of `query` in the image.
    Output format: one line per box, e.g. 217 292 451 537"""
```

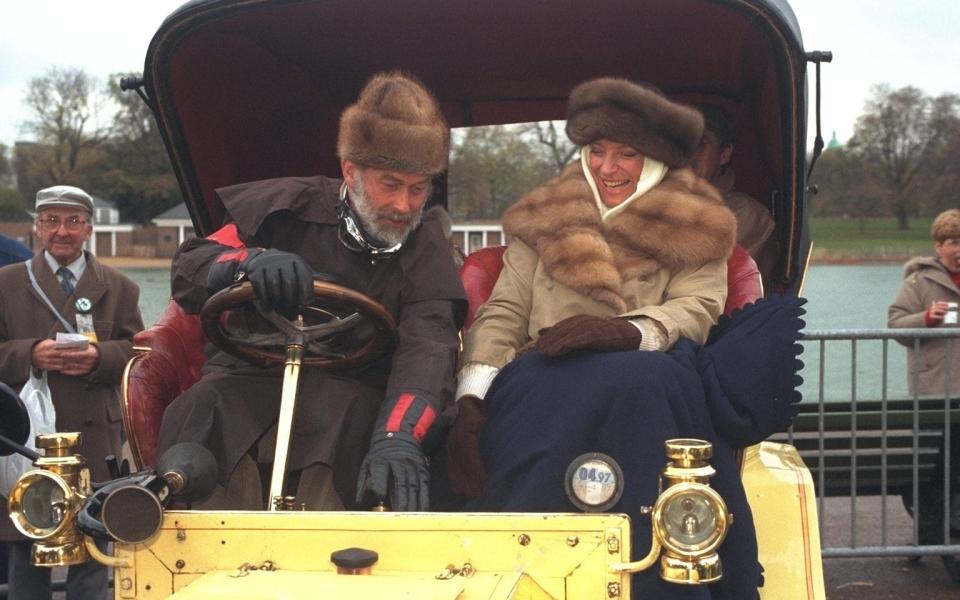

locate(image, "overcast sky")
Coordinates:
1 0 958 152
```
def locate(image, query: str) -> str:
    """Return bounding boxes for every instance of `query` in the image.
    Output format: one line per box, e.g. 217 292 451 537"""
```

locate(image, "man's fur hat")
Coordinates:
565 78 704 168
338 71 449 175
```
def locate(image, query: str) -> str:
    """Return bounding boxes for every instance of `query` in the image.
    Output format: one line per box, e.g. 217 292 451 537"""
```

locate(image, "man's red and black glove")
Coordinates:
535 314 643 356
445 395 487 499
206 248 314 318
356 393 437 511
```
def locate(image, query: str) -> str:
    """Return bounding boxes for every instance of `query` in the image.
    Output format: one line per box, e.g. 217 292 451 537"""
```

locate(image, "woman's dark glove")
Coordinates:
535 315 643 356
445 395 487 499
206 248 314 318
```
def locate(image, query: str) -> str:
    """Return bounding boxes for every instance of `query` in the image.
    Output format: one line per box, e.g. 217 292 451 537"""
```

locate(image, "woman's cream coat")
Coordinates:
461 163 736 371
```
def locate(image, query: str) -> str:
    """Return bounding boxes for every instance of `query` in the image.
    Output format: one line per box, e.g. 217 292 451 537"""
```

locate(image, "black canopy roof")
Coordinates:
140 0 814 290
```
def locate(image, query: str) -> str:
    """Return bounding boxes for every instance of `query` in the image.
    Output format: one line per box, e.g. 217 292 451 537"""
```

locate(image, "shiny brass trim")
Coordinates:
31 538 86 567
660 551 723 584
665 439 713 465
610 535 661 573
84 535 131 568
8 470 75 540
120 352 148 470
268 341 304 510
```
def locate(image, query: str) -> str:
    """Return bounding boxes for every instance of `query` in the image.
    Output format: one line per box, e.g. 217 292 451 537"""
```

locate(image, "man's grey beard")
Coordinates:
347 175 424 247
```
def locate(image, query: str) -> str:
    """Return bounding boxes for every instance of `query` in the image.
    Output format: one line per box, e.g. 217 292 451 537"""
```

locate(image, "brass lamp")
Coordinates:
7 433 91 567
610 438 732 584
653 438 732 584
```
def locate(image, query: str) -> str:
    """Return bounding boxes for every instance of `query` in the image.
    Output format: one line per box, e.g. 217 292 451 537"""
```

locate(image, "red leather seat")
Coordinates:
122 300 207 469
122 225 245 469
461 243 762 329
122 241 761 470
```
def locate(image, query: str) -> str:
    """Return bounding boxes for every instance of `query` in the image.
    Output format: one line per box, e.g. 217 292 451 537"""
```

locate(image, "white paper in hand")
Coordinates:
55 332 90 350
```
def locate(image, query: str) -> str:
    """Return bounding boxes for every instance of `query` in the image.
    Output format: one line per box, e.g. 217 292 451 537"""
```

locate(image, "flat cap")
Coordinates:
35 185 94 214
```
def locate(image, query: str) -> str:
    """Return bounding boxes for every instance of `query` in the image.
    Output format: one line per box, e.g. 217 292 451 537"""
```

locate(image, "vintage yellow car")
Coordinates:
2 0 830 597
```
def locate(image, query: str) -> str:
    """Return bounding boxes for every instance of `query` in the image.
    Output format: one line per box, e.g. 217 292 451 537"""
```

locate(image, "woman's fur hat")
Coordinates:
565 78 704 168
337 71 450 175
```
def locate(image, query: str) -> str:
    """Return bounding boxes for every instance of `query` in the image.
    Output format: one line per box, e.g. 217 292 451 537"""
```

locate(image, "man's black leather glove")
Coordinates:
535 314 643 356
206 248 314 318
356 393 437 511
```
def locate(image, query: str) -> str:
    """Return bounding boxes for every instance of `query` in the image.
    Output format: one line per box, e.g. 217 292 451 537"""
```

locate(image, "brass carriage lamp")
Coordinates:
609 438 732 584
653 438 732 584
8 432 91 567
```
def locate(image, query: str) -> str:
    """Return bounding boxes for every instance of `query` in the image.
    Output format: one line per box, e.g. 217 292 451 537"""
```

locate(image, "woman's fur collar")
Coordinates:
502 163 736 312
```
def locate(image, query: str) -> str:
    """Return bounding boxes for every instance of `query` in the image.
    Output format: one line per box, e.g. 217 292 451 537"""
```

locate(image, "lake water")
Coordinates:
120 263 918 402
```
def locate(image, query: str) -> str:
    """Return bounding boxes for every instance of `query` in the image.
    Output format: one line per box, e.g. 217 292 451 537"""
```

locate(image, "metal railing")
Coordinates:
777 328 959 564
451 224 503 255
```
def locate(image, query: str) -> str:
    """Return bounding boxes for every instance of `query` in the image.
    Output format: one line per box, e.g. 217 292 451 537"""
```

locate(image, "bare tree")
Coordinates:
448 125 556 220
520 121 578 172
21 67 108 184
849 85 960 230
921 97 960 216
100 73 180 223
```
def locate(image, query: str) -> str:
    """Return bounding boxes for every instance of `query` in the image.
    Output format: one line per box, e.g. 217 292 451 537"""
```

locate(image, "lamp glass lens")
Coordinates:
663 491 717 548
22 477 67 530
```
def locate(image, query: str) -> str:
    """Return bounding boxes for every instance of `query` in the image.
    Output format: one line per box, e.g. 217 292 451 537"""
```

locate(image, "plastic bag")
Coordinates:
0 369 56 495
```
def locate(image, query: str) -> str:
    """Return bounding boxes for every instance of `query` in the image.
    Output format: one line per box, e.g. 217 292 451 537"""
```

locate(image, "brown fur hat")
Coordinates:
337 71 450 175
565 78 704 168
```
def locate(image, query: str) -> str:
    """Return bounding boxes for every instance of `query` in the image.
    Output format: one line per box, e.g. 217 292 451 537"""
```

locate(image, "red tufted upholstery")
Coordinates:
121 225 245 469
122 300 208 469
724 244 763 314
122 242 760 470
460 244 762 330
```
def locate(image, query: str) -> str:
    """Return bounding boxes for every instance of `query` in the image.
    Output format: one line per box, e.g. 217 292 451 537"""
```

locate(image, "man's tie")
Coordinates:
57 267 75 296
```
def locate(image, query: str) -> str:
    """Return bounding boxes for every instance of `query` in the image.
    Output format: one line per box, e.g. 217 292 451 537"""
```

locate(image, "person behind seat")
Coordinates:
0 185 144 600
889 208 960 395
158 71 466 512
691 104 777 283
0 235 30 590
445 78 804 599
0 234 31 268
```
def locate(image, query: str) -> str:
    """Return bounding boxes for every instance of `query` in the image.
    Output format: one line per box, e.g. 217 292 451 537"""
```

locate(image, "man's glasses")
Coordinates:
36 216 88 232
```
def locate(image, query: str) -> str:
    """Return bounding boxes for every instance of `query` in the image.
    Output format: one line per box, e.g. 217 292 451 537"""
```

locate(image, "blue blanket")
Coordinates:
468 295 806 599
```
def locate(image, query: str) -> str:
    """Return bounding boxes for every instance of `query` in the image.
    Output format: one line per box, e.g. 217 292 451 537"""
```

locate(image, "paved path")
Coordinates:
819 496 958 599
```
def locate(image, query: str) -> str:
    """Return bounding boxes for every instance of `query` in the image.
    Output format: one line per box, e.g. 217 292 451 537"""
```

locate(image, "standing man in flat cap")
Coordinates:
158 71 466 512
0 185 144 600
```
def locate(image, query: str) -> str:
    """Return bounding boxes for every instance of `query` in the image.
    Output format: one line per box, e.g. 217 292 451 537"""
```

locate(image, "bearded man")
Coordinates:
158 71 466 512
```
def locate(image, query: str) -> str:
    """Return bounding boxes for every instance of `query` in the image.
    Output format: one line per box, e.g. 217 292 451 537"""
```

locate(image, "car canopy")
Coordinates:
139 0 819 292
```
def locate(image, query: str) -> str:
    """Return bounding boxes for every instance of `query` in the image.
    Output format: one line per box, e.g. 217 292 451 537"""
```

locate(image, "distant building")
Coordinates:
88 195 136 257
827 131 842 150
151 202 195 258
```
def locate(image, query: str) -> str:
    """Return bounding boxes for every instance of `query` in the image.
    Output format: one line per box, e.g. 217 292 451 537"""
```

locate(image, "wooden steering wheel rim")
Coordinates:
200 280 397 369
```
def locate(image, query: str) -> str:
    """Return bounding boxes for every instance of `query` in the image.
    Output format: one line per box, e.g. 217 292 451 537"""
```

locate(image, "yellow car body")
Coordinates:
94 442 821 599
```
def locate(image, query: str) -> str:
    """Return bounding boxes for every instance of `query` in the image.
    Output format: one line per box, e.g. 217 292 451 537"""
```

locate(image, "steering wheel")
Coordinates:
200 280 397 369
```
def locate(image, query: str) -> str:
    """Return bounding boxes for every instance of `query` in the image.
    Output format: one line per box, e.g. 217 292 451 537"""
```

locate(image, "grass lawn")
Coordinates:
810 217 934 261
